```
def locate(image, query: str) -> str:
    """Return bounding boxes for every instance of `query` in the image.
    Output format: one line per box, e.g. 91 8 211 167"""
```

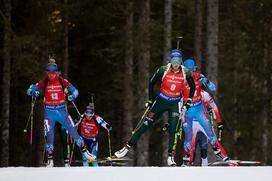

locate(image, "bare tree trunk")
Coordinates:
194 0 203 70
161 0 173 166
63 0 69 78
268 23 272 165
262 51 268 163
136 0 150 166
123 1 135 166
206 0 218 97
261 21 272 164
204 0 219 164
1 0 11 167
163 0 172 65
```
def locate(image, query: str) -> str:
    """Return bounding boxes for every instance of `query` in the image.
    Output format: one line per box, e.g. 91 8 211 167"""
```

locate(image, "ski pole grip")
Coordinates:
218 130 222 142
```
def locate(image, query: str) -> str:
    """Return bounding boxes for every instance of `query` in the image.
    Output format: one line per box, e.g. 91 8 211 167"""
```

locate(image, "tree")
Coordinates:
63 0 69 78
261 4 272 164
123 0 135 165
0 0 11 167
163 0 172 65
206 0 218 96
136 0 150 166
194 0 203 70
161 0 173 166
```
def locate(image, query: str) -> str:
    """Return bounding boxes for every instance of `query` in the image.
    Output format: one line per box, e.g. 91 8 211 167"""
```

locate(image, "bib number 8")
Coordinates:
170 84 176 91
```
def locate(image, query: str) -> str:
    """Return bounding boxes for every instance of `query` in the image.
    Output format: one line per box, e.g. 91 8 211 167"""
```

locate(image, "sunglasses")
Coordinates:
86 110 94 114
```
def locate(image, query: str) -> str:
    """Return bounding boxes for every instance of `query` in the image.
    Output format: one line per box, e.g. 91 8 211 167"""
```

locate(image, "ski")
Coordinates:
67 160 128 166
88 156 131 163
209 160 262 166
70 157 131 166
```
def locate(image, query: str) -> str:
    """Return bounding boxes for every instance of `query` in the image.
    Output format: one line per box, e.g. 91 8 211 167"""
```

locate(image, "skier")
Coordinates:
114 49 196 166
182 58 229 166
26 58 96 167
191 89 225 166
75 103 112 167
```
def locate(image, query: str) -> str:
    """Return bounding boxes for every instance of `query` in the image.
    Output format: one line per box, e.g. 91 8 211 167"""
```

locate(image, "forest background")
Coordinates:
0 0 272 167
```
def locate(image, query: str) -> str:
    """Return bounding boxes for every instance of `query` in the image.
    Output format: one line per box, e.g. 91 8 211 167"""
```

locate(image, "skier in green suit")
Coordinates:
114 49 195 166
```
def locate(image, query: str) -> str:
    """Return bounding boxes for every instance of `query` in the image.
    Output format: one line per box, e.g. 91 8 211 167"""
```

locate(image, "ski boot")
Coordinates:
114 144 131 158
82 161 89 167
64 159 70 167
213 147 229 161
181 154 191 167
167 156 176 166
46 154 54 168
167 150 176 166
81 147 96 162
201 157 208 167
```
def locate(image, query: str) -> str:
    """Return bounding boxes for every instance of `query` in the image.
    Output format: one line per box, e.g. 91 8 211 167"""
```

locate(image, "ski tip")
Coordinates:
209 160 262 166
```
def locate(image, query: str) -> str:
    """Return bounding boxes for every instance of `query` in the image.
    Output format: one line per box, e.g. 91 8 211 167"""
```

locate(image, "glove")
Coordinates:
64 88 69 95
26 84 39 98
201 77 216 92
68 95 75 102
217 122 223 131
206 80 216 91
106 124 112 132
33 91 40 98
26 84 33 95
183 98 192 111
200 77 207 85
145 100 153 108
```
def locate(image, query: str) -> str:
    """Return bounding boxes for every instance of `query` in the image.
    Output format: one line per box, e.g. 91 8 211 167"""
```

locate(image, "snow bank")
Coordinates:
1 167 271 181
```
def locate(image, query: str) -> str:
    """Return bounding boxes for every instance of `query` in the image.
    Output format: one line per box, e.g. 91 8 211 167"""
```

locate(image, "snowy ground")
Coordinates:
1 167 271 181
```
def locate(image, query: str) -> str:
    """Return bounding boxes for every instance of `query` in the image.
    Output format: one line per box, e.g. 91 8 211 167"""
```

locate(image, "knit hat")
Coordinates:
169 49 182 63
184 59 196 71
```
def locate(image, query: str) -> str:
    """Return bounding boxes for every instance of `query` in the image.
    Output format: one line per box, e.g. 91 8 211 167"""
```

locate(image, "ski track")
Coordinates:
0 167 271 181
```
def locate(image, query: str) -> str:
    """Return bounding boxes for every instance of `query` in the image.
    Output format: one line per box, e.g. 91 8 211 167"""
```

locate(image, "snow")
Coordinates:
1 167 271 181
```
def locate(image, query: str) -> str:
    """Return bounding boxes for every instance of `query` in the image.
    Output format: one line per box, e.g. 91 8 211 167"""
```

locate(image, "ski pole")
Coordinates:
24 97 36 144
209 110 215 133
173 109 185 150
209 109 222 142
72 101 81 117
132 105 151 134
30 106 33 144
107 130 113 166
30 97 36 144
69 101 81 165
132 100 155 134
24 97 36 133
218 129 222 142
69 140 75 165
64 87 81 116
173 119 182 150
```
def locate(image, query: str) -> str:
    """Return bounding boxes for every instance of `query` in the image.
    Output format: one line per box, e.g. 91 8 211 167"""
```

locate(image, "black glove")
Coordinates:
183 98 192 111
145 100 153 108
106 124 112 132
217 122 223 131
